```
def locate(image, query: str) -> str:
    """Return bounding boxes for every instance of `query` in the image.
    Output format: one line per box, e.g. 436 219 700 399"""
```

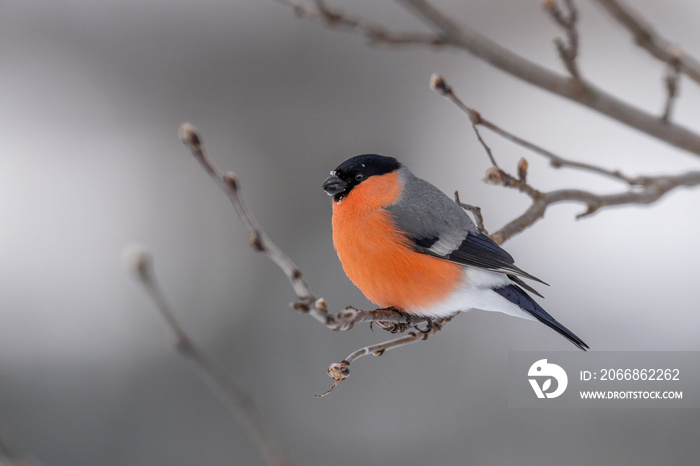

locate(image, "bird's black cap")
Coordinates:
322 154 400 201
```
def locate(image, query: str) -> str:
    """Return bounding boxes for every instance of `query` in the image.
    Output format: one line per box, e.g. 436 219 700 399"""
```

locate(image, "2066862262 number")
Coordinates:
600 368 680 381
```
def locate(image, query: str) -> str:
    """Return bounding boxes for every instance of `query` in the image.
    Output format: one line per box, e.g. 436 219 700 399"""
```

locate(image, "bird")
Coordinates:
322 154 588 350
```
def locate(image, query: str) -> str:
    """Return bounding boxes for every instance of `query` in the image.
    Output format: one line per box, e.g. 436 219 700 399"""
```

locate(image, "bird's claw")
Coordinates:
375 320 411 334
415 317 434 334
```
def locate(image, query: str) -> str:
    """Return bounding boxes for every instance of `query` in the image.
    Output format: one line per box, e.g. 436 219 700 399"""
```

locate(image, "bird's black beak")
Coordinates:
322 172 347 197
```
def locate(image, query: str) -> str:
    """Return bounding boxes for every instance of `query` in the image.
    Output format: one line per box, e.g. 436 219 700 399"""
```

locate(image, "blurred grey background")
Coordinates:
2 0 700 464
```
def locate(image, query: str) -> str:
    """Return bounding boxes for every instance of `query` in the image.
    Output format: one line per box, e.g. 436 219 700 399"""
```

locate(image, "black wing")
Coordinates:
415 231 549 291
383 169 547 291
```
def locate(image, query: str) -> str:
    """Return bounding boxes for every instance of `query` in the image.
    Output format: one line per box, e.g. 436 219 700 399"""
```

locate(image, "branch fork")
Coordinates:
317 316 452 397
429 74 700 244
543 0 582 81
279 0 447 47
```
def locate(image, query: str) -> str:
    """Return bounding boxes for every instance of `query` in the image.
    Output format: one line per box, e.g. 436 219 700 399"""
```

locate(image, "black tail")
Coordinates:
494 284 589 351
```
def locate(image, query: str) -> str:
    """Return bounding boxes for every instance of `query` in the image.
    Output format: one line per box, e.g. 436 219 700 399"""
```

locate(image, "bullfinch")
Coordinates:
322 154 588 351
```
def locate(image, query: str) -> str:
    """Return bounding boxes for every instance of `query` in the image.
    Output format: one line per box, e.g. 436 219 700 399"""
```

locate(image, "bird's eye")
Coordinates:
355 173 365 182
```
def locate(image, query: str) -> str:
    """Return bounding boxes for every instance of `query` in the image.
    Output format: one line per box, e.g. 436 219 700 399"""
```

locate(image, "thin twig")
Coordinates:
454 191 487 235
429 74 700 243
178 123 431 332
277 0 447 47
316 316 452 397
432 74 542 199
316 334 423 397
430 74 500 168
485 161 700 245
543 0 582 81
177 123 449 392
395 0 700 158
431 74 639 184
122 246 293 466
662 50 682 123
491 171 700 243
278 0 700 155
592 0 700 86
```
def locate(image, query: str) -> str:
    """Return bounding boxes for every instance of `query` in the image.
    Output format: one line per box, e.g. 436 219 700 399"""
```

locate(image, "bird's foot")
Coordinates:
374 307 413 334
415 317 434 334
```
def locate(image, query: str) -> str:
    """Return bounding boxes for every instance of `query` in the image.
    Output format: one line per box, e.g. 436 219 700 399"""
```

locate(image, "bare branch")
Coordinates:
592 0 700 86
430 73 500 168
177 123 448 392
478 119 641 184
276 0 447 47
491 171 700 243
431 74 639 185
122 245 293 466
543 0 582 80
394 0 700 158
179 123 429 332
178 124 315 308
662 50 682 123
454 190 487 235
180 131 411 333
316 316 452 397
278 0 700 155
429 75 700 244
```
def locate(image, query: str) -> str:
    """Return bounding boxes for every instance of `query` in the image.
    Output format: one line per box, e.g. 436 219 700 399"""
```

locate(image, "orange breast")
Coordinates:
331 172 462 312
